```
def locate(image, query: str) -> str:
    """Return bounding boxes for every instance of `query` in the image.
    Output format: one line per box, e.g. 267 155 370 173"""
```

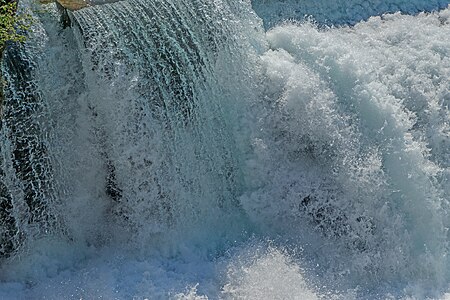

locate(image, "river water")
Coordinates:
0 0 449 298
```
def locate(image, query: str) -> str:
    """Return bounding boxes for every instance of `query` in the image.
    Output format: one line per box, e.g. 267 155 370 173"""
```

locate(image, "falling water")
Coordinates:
0 0 449 298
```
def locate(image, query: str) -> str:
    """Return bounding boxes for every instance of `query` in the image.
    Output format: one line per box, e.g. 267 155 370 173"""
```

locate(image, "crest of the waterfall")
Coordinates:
252 0 450 28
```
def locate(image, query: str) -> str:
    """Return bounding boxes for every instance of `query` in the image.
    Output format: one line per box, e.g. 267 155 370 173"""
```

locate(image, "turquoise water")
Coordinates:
0 1 449 298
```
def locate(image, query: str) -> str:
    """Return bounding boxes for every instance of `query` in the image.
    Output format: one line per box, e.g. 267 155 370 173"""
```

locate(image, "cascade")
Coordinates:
0 0 449 298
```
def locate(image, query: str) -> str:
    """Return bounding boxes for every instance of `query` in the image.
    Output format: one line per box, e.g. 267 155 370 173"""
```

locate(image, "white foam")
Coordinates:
241 5 450 293
0 1 449 299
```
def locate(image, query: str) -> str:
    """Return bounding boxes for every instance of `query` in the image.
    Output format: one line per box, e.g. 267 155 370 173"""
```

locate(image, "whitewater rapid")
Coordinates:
0 0 449 299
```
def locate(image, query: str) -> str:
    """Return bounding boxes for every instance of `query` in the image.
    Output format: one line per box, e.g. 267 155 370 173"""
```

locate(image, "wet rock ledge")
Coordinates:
40 0 90 10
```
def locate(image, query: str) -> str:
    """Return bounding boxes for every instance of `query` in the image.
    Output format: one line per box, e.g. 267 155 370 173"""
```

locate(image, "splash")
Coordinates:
0 0 449 298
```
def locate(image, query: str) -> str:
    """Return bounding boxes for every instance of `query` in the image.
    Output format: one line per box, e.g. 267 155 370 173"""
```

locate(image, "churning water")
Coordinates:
0 0 449 298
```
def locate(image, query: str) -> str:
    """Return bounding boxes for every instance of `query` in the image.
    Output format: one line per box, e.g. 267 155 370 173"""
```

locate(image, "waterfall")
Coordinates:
0 0 449 298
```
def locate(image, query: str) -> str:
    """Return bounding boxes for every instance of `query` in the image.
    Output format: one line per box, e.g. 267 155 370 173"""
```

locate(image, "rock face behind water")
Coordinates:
40 0 89 10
